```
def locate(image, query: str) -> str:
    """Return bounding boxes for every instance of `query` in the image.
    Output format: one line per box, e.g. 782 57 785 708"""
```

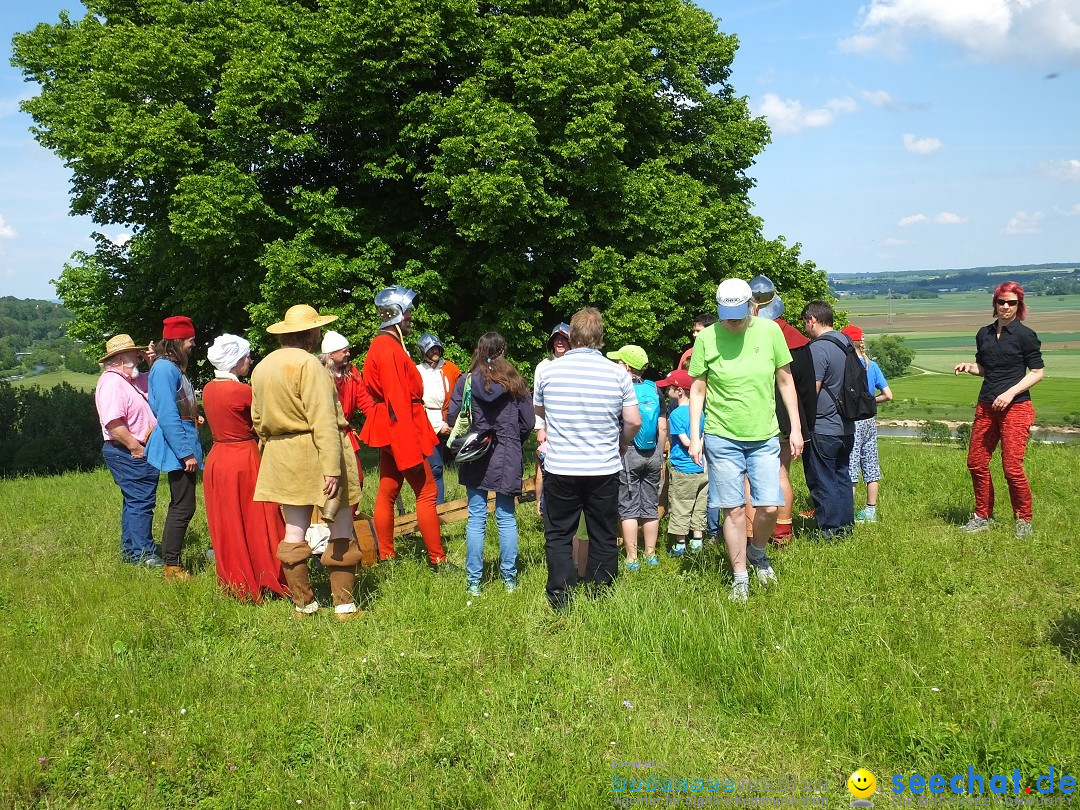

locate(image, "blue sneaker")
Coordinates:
689 537 703 552
504 581 516 594
644 554 659 566
466 584 480 598
855 508 877 523
625 560 641 572
669 543 687 557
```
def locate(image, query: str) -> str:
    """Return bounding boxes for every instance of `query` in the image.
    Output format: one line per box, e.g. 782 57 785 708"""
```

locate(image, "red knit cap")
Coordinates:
841 324 863 341
162 315 195 339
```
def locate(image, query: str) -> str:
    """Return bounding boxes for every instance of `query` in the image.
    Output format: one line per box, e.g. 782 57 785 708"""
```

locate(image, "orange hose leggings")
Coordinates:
374 449 445 564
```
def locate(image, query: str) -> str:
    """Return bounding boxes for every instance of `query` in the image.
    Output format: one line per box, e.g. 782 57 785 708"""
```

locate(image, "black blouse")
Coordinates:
974 320 1043 403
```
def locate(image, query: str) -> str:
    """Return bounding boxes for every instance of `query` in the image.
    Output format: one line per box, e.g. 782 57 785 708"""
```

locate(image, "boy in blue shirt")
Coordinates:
656 369 708 554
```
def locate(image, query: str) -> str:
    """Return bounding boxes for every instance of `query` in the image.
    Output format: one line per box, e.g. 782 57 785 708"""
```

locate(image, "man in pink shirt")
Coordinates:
94 334 162 566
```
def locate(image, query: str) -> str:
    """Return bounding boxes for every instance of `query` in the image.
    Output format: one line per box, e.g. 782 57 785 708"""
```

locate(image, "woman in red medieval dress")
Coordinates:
202 333 289 602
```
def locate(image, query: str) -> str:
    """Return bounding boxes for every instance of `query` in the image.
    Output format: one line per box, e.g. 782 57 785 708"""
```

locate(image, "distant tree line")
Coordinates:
830 266 1079 297
0 382 102 477
0 298 98 377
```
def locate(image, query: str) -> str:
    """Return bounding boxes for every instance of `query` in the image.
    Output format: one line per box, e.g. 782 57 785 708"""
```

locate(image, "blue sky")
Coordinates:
2 0 1078 300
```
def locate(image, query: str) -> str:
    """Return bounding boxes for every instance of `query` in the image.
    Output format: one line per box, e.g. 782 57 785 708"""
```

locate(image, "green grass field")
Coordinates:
3 443 1079 808
7 369 99 392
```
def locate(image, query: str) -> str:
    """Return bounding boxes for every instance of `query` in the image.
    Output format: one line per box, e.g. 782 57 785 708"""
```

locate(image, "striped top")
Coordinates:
534 348 637 475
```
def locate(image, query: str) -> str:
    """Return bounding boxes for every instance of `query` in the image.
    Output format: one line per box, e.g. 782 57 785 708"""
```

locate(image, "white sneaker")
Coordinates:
747 548 778 587
294 600 320 616
729 581 749 603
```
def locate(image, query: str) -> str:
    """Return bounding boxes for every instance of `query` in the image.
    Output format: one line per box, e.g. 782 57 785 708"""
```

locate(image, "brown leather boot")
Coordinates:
163 565 193 582
277 540 316 612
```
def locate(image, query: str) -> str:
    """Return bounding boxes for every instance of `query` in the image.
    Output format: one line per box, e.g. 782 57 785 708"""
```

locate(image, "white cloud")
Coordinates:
935 212 968 224
899 213 930 226
0 215 16 239
898 211 965 226
1039 159 1080 180
107 232 133 248
1061 203 1080 216
903 133 944 155
861 89 895 108
1003 210 1045 234
754 93 857 134
838 0 1080 66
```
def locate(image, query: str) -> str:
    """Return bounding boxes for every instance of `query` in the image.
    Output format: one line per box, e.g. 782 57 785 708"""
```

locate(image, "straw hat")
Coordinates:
266 304 338 334
98 334 144 364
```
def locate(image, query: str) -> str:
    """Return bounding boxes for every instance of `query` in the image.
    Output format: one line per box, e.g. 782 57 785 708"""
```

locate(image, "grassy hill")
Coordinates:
3 442 1078 807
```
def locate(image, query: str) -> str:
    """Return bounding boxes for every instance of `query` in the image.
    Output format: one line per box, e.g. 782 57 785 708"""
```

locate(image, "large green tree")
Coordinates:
13 0 828 369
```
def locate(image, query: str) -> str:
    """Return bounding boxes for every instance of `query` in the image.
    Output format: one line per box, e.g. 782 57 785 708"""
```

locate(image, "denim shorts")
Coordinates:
703 434 784 510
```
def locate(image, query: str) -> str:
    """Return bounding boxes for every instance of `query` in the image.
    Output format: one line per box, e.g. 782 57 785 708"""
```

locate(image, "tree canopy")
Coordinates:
12 0 829 369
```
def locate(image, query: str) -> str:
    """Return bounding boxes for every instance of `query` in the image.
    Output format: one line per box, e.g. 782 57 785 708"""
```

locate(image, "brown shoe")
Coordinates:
163 565 193 583
335 609 365 623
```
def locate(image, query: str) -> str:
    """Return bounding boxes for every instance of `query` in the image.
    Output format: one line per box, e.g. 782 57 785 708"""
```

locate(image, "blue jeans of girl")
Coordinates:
465 488 518 587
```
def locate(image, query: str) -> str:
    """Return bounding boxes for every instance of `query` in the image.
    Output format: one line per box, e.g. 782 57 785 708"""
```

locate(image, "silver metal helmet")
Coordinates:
417 332 443 357
749 275 784 320
375 285 418 329
546 322 570 351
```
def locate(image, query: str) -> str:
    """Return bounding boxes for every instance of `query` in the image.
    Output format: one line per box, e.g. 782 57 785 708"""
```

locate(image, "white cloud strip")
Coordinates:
1003 211 1045 234
898 212 968 226
754 94 857 134
903 133 944 155
0 215 16 239
1040 159 1080 181
839 0 1080 65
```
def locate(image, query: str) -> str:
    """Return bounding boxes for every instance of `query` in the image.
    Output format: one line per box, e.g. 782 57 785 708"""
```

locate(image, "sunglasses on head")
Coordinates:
994 298 1019 307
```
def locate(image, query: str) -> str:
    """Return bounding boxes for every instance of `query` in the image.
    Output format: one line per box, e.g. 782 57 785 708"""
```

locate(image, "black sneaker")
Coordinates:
430 559 462 574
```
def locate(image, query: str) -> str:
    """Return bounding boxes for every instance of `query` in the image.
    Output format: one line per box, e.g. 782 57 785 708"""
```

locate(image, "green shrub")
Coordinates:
954 423 972 447
918 420 951 444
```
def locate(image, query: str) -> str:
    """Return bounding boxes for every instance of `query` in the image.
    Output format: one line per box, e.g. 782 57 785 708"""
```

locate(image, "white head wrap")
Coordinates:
321 330 350 354
206 333 251 373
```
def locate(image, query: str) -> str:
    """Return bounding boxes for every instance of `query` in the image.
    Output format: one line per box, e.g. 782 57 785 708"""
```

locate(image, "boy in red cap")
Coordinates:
841 324 892 522
656 368 708 555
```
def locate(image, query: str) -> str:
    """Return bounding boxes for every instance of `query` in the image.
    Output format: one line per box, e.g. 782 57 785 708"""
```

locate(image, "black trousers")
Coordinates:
543 472 619 610
161 469 197 566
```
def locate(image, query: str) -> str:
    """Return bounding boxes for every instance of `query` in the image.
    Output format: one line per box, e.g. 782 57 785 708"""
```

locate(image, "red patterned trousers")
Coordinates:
966 400 1035 521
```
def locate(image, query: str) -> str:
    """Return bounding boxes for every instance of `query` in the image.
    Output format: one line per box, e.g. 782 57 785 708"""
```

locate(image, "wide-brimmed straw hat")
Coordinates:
266 304 338 334
98 334 144 364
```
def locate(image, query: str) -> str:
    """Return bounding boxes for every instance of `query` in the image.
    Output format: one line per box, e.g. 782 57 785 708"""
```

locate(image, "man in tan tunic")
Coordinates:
252 304 364 621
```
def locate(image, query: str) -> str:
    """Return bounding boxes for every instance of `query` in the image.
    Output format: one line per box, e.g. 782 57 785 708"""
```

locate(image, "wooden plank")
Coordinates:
391 476 537 537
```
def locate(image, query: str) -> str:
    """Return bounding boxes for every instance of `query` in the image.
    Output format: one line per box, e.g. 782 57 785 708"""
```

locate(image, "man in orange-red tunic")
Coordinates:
321 330 375 481
359 286 447 568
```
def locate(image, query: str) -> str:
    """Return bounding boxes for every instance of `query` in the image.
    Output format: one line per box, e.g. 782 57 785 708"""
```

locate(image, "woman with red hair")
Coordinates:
954 281 1044 538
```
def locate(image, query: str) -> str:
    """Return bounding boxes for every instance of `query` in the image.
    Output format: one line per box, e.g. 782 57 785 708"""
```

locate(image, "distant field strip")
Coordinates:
888 374 1080 422
903 332 1080 350
841 293 1080 315
911 348 1080 378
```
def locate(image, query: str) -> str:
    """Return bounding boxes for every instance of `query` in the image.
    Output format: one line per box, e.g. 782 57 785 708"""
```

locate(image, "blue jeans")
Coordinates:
703 434 784 509
804 432 856 535
465 488 518 587
428 442 445 505
102 442 160 562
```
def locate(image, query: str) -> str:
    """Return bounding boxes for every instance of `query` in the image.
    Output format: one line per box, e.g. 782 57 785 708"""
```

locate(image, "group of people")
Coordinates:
93 278 1044 612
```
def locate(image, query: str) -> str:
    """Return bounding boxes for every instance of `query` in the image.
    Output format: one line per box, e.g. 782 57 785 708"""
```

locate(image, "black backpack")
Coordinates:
814 332 877 421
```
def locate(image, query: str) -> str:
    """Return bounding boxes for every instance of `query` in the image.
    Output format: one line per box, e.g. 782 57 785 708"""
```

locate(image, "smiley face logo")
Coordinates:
847 769 877 799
